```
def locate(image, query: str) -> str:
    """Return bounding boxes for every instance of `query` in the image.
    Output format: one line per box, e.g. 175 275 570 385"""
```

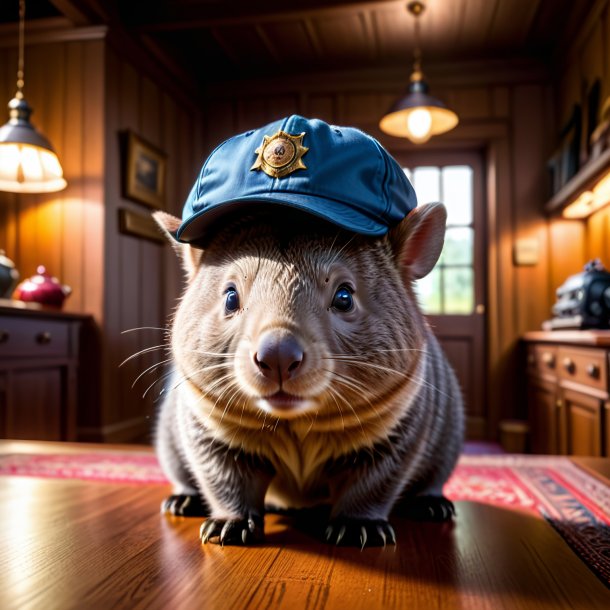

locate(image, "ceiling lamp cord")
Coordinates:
379 1 459 143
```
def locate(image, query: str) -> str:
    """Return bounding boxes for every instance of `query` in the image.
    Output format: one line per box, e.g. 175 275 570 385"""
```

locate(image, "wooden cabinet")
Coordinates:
0 304 91 441
524 331 610 456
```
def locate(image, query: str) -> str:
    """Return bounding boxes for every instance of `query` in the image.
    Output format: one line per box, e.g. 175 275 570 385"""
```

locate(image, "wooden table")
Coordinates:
0 442 608 609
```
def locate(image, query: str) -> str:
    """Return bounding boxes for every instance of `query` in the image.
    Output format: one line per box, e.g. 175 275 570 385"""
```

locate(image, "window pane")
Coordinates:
413 167 440 204
416 268 441 314
443 267 474 314
442 166 473 225
439 227 473 266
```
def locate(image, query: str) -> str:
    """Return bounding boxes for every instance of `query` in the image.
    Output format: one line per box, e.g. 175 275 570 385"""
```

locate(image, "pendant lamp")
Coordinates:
379 1 459 143
0 0 67 193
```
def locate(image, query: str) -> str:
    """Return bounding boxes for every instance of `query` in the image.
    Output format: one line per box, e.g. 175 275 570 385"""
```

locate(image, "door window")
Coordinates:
404 165 475 315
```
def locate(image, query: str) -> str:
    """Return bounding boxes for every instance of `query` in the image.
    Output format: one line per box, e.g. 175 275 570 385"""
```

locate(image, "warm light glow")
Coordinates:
562 169 610 218
406 108 433 143
379 104 459 142
562 191 594 219
0 142 66 193
592 171 610 208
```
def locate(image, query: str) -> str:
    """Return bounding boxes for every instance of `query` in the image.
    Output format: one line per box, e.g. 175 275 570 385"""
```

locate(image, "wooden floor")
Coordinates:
1 445 609 609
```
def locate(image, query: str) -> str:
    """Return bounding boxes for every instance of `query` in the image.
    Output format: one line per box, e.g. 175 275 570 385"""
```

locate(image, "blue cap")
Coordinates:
175 115 417 243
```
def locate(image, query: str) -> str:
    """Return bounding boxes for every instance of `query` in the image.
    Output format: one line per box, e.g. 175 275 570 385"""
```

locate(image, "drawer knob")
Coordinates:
586 363 600 378
0 330 9 343
563 358 575 373
542 352 555 367
36 331 52 345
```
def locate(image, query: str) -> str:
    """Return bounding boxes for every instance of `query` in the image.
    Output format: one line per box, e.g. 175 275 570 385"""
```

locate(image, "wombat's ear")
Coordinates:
152 211 203 280
389 202 447 280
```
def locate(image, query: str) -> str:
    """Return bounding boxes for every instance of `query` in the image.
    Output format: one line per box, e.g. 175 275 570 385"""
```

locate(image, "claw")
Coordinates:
220 521 233 546
325 525 334 541
387 524 397 546
242 528 248 544
376 525 387 548
200 520 212 543
359 526 368 551
335 525 346 545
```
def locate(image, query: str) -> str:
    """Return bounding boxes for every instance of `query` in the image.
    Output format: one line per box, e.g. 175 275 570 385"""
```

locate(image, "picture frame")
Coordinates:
123 131 167 209
118 208 164 244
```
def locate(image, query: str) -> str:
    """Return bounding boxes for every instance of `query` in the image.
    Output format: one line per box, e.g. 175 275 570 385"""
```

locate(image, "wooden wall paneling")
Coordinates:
62 41 85 313
488 136 518 432
115 58 143 434
557 54 581 128
306 94 336 123
81 40 105 323
203 98 237 154
159 92 183 320
138 76 164 432
587 207 610 264
266 94 299 123
604 3 610 103
492 87 510 119
92 45 121 439
343 93 381 124
449 87 492 120
37 43 65 285
511 85 552 333
548 220 587 290
236 98 268 132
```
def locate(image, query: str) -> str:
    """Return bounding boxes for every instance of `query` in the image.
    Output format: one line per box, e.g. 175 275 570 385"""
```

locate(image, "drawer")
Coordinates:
527 344 558 379
557 346 608 393
0 316 71 359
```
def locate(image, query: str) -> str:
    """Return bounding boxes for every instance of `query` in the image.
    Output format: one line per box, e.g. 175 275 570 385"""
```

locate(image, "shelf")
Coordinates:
544 146 610 217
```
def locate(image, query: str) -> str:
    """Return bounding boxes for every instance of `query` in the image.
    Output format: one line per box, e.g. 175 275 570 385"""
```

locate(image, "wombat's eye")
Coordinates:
225 287 240 313
331 285 353 312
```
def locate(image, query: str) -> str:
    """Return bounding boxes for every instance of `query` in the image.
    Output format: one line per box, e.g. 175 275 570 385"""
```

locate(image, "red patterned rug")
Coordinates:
1 450 608 586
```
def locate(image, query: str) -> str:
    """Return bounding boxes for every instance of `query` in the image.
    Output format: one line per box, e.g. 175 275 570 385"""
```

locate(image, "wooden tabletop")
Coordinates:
1 442 609 609
522 329 610 346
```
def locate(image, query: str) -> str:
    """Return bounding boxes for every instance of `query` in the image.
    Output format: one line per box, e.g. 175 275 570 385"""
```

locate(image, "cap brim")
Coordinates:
175 193 389 243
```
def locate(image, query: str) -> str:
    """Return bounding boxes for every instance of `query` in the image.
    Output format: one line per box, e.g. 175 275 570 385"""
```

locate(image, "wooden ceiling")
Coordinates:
1 0 598 89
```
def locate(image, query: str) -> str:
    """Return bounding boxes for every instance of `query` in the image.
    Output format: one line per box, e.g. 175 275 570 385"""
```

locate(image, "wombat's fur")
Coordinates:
154 204 463 547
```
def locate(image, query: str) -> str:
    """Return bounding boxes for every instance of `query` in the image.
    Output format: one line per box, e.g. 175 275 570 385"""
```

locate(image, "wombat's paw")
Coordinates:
403 495 456 522
324 517 396 549
199 515 265 546
161 494 209 517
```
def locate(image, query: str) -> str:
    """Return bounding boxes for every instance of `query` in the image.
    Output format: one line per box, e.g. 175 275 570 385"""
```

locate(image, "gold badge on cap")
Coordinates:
251 130 308 178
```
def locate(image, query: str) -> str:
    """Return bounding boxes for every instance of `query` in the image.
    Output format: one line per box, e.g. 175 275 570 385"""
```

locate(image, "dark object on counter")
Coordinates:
0 251 19 298
13 266 72 308
545 259 610 329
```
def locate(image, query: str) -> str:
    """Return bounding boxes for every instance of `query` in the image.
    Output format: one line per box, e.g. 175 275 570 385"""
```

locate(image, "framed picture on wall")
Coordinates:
123 131 167 209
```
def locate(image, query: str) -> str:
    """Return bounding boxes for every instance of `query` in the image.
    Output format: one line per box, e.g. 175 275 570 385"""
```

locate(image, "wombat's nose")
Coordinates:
254 331 304 384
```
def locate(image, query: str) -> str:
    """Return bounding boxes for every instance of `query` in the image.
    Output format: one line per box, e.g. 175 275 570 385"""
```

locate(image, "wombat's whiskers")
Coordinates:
119 344 169 367
121 326 167 334
131 358 173 389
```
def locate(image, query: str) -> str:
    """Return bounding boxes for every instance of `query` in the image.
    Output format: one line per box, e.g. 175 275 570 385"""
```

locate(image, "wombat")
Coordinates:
153 116 464 547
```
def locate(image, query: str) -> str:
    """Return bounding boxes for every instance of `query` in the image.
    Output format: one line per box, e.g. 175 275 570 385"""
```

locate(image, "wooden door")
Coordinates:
393 151 486 439
527 377 560 454
560 388 603 456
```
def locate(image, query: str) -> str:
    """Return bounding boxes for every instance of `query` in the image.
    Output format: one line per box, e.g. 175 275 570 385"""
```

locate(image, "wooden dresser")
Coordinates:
0 303 92 441
523 330 610 456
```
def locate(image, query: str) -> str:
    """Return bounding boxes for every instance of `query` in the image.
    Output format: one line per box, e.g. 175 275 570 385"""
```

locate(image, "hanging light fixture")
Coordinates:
379 1 459 143
0 0 66 193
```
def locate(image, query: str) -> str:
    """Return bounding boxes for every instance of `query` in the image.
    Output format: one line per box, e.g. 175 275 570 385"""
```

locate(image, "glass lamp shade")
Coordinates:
0 96 67 193
379 78 459 143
